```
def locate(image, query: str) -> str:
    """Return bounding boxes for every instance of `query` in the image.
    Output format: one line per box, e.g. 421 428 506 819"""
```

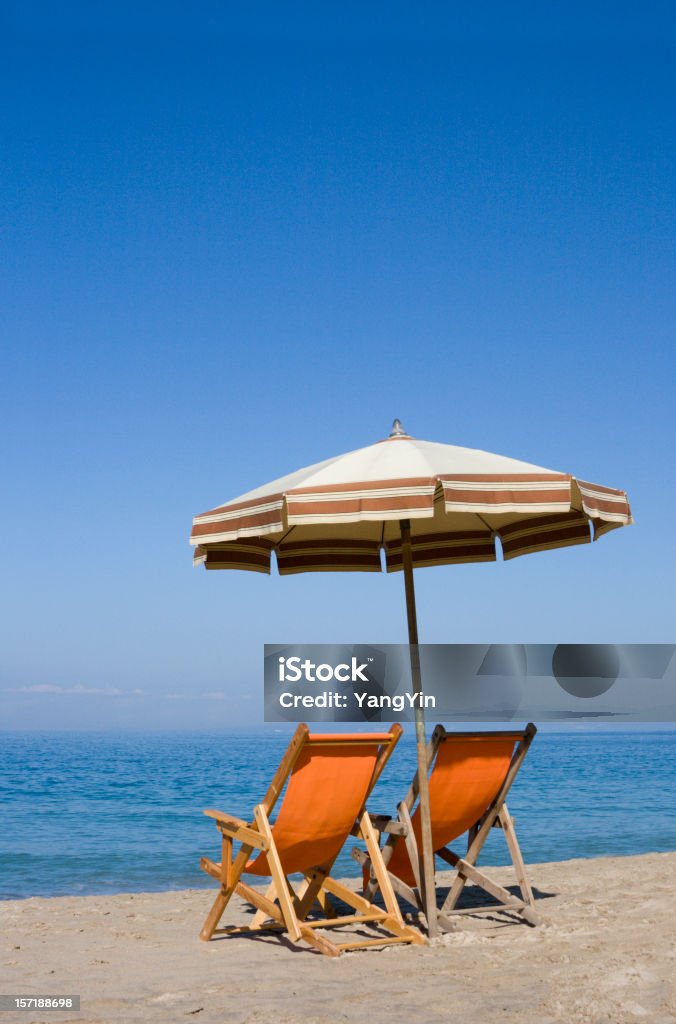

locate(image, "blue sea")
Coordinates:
1 730 675 900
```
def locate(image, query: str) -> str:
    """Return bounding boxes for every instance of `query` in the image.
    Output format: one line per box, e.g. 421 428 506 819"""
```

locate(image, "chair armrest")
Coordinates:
368 813 408 836
204 809 249 828
203 809 269 851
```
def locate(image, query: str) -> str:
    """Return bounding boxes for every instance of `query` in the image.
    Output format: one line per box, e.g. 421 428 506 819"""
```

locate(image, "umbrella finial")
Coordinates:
389 418 407 437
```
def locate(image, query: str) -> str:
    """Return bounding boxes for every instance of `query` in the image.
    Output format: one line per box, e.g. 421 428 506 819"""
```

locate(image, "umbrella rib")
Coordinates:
475 512 496 536
274 525 296 549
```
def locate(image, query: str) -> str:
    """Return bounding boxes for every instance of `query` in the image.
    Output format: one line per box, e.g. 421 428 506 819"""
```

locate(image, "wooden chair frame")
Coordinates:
355 723 540 932
199 723 425 956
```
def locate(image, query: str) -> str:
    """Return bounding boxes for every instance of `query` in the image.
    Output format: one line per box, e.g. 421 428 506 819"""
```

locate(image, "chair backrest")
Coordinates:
386 725 535 884
247 725 401 876
426 733 520 847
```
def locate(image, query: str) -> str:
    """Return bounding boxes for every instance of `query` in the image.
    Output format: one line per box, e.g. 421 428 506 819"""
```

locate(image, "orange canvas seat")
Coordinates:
245 735 389 876
199 724 424 956
356 724 540 932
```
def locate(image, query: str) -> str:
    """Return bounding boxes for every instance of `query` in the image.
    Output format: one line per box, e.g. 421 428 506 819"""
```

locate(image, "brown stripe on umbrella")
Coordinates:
499 512 591 559
385 545 497 571
286 494 436 520
387 529 494 548
578 496 632 519
191 507 285 539
437 472 572 483
287 477 437 495
501 530 591 559
575 480 632 521
497 509 587 532
385 530 496 570
577 479 632 497
279 537 379 551
202 549 273 573
441 487 573 508
583 501 631 520
278 555 383 574
277 538 382 574
193 492 285 523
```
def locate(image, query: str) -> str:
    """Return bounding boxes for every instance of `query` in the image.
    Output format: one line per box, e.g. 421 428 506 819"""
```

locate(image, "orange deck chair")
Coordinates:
355 723 540 932
199 723 424 956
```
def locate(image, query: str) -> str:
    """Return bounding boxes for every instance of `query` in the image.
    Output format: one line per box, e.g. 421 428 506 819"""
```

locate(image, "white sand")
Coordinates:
2 853 675 1024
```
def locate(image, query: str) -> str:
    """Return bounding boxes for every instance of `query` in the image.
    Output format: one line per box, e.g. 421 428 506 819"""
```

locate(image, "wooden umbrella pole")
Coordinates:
400 519 439 938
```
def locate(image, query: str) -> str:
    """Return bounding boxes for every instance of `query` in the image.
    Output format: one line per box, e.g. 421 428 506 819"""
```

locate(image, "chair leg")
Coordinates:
498 805 535 907
354 848 384 904
356 834 423 916
251 881 278 928
437 842 539 926
253 805 302 943
298 926 342 957
397 802 422 896
442 794 507 913
440 852 469 914
322 876 424 944
296 868 339 920
443 856 539 925
359 812 406 926
200 843 252 941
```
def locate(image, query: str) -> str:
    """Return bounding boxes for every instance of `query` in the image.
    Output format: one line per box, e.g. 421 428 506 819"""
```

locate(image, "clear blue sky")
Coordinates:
1 4 674 729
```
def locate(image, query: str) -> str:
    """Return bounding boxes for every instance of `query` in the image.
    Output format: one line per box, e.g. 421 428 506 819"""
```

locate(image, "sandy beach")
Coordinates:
2 852 675 1024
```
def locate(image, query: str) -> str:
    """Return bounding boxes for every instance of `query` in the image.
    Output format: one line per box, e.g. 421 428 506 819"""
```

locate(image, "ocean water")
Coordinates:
1 730 675 900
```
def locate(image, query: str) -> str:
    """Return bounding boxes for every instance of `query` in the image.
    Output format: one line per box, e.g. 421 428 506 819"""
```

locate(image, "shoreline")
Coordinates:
1 847 673 904
2 852 675 1023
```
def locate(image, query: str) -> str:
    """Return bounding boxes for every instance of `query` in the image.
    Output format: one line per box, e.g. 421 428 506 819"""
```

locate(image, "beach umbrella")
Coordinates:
189 421 632 935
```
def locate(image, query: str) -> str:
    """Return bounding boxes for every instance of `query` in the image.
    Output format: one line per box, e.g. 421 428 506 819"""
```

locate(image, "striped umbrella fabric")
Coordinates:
190 424 632 573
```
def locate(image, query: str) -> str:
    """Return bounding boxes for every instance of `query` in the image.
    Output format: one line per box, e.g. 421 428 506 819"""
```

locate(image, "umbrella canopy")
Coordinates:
191 421 632 571
190 421 632 936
